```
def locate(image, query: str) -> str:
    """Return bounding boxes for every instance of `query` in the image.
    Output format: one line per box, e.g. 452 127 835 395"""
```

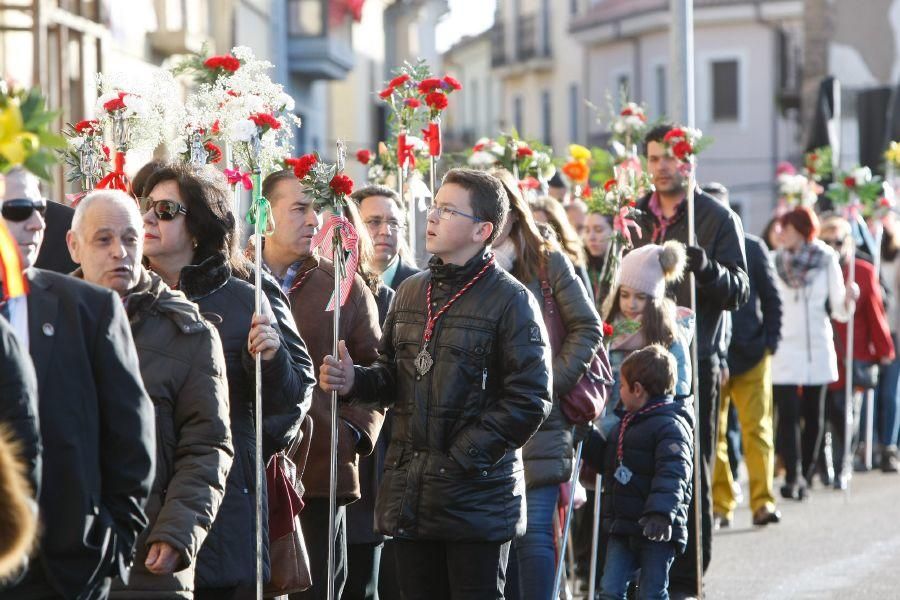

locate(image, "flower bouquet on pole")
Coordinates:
296 143 357 600
95 70 183 195
775 161 820 214
61 119 110 205
804 145 833 183
585 174 644 304
0 82 64 180
466 133 555 192
561 144 593 200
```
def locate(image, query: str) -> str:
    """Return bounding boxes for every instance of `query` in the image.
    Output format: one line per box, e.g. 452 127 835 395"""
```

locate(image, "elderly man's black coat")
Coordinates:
8 268 155 600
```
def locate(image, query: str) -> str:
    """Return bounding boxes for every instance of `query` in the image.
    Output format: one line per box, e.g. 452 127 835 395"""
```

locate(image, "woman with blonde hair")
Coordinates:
529 195 591 291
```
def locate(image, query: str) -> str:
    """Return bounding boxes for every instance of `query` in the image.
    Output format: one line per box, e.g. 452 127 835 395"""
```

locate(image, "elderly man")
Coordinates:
67 189 234 598
0 168 155 600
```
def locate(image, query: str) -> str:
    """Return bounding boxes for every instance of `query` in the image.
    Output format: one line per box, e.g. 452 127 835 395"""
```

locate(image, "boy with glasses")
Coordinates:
320 168 552 599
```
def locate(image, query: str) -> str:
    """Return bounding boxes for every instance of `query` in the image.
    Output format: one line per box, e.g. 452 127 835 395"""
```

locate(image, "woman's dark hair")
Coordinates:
143 162 247 277
491 169 554 282
779 205 819 243
130 159 166 198
605 285 679 348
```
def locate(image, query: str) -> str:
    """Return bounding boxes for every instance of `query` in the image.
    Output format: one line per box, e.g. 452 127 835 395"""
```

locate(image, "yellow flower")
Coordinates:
886 141 900 168
0 102 37 166
569 144 591 163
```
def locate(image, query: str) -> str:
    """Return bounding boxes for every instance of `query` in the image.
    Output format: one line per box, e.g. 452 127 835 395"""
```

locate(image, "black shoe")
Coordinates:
714 512 731 530
781 482 808 501
882 446 899 473
752 506 782 526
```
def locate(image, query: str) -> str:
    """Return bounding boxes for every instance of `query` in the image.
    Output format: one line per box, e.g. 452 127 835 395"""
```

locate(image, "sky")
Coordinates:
435 0 497 53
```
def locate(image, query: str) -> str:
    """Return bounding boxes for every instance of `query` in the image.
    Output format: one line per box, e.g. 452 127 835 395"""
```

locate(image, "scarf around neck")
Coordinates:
776 241 826 289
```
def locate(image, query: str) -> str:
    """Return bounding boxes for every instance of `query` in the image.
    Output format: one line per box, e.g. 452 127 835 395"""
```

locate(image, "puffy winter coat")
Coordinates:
583 397 694 553
521 249 602 489
771 241 850 386
350 251 552 542
175 255 313 590
103 268 233 599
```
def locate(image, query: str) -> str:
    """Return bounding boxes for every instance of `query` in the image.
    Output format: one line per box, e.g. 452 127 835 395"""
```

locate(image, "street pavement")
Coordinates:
705 470 900 599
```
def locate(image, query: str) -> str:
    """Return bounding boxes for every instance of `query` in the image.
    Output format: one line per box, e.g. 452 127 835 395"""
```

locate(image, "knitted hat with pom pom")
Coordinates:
618 241 686 298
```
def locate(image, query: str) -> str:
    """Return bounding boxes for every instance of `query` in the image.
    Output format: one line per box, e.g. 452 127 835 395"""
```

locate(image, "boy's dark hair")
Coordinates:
441 168 508 244
643 122 676 154
620 344 676 397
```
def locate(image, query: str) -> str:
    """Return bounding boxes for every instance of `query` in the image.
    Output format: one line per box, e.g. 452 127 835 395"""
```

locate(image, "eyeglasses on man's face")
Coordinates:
427 204 483 223
364 217 403 232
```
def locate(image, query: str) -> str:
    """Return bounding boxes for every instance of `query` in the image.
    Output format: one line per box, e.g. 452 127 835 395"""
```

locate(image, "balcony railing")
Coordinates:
286 0 354 80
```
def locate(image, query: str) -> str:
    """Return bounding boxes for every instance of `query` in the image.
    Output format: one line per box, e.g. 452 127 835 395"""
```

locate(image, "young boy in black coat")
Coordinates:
583 344 694 599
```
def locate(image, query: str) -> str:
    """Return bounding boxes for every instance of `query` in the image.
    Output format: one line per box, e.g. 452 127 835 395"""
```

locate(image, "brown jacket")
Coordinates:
287 256 384 504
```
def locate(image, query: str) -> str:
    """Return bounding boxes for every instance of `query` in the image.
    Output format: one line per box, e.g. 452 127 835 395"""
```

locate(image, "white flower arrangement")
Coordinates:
95 70 184 153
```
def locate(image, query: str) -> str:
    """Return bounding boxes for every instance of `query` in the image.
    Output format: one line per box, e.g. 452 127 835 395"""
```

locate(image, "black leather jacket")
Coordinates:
350 251 552 542
633 190 749 361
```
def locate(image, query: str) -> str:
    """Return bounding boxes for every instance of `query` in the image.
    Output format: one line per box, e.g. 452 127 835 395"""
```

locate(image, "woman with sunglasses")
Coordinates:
490 169 603 600
140 163 312 599
770 206 854 501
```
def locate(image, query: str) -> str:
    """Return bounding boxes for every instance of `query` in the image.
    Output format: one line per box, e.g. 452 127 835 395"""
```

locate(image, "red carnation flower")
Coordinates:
103 91 128 112
442 75 462 91
472 142 486 152
211 120 221 135
102 145 111 160
226 89 240 97
330 173 354 197
205 141 223 164
602 321 614 337
604 178 617 192
204 55 240 73
516 145 533 158
583 184 592 197
418 78 443 94
249 112 281 131
663 127 685 142
285 153 318 180
403 98 421 108
74 119 99 134
843 176 856 188
389 74 410 88
378 87 395 100
672 140 693 160
518 177 540 191
621 108 633 116
356 149 372 165
425 92 448 111
880 197 892 207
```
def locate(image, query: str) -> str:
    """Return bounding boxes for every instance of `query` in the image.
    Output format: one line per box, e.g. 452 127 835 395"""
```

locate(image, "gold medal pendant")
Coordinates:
415 348 434 375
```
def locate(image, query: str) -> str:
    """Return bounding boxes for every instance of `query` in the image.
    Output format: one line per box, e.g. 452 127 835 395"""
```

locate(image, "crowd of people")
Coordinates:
0 121 896 600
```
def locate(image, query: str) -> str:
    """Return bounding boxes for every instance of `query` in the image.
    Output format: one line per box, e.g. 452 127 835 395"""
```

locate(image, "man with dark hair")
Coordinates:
352 184 419 289
320 167 551 599
633 125 749 598
260 169 384 600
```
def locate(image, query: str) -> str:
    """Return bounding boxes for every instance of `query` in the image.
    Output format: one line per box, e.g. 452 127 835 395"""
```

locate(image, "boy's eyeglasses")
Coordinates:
427 204 483 223
140 197 188 221
1 198 46 222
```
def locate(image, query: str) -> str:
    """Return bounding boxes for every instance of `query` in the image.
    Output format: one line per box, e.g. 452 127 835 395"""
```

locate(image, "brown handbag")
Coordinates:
538 269 613 424
264 415 314 597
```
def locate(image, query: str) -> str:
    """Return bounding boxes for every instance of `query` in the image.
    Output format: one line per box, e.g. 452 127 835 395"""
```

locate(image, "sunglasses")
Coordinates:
140 197 188 221
2 198 47 222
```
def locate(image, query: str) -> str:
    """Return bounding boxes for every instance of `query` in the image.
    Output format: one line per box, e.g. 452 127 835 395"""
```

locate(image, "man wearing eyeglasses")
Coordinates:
353 185 419 291
320 168 551 599
0 168 155 600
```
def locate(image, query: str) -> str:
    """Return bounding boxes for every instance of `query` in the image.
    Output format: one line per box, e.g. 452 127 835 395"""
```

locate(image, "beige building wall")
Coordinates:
441 32 499 149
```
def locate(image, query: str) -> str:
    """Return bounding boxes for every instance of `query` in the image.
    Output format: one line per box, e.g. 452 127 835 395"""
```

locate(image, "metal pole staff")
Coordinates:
552 441 584 600
326 140 348 600
843 194 859 500
250 134 265 600
587 472 602 599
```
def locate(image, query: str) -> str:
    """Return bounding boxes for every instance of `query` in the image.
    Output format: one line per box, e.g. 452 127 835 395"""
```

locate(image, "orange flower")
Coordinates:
562 160 589 184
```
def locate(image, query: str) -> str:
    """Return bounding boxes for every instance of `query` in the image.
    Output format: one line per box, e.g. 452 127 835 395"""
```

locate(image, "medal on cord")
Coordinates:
415 256 495 376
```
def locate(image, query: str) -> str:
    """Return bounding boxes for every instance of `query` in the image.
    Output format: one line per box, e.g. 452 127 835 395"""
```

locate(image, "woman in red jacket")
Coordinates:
820 215 895 489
